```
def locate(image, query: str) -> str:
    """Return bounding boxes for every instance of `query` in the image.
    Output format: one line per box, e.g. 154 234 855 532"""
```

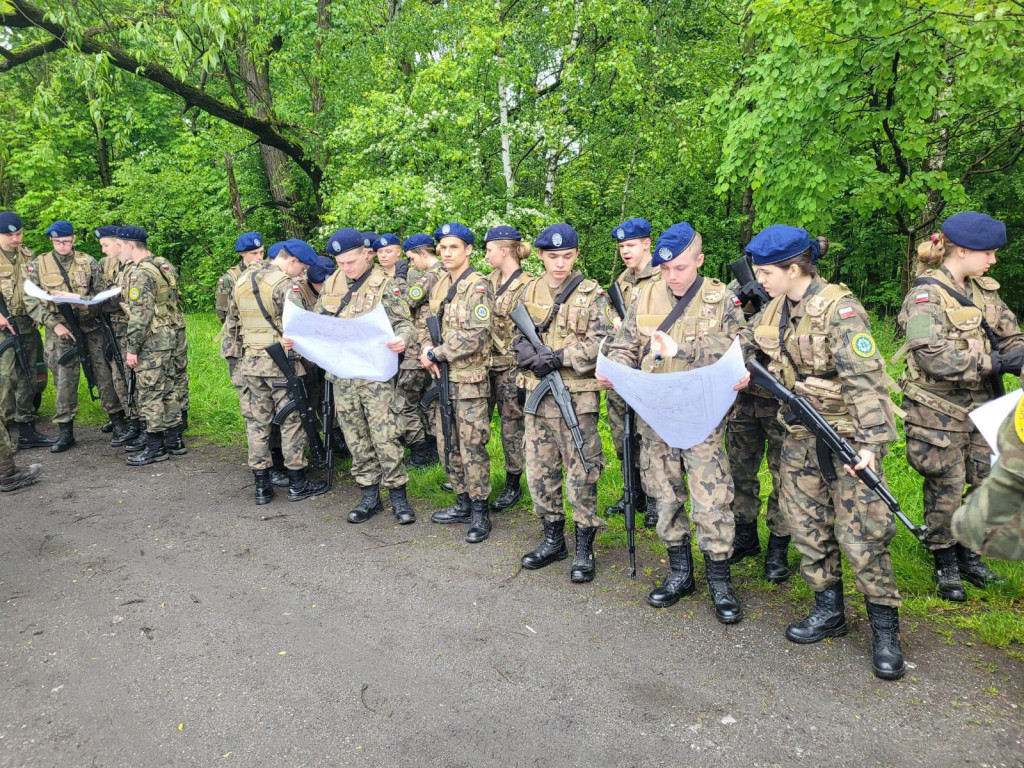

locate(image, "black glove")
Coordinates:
394 260 409 280
513 336 537 370
734 282 768 312
991 346 1024 375
531 346 562 377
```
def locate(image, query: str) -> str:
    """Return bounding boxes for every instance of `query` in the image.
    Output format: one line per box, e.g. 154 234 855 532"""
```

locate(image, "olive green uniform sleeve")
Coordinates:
603 297 643 369
381 279 416 347
899 286 993 384
125 269 158 355
559 291 613 375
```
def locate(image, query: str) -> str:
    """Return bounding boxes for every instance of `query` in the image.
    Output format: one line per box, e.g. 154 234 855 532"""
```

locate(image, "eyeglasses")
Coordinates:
51 238 74 246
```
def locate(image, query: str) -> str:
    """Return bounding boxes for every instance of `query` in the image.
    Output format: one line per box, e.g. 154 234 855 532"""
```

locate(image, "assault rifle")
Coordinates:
98 314 130 398
420 316 454 475
0 291 32 382
267 342 327 468
746 359 927 542
55 303 99 400
322 378 336 490
607 282 637 577
729 255 770 314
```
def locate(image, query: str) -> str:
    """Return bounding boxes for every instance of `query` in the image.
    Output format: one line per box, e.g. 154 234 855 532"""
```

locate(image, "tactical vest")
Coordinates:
518 273 603 393
489 269 532 367
235 266 289 349
428 270 492 383
616 259 656 307
0 246 31 315
37 250 94 297
132 259 177 336
319 266 389 318
633 277 729 373
100 257 128 324
215 263 243 316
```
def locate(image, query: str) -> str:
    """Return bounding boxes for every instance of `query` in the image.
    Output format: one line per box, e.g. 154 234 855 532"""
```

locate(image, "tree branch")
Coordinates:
0 37 66 69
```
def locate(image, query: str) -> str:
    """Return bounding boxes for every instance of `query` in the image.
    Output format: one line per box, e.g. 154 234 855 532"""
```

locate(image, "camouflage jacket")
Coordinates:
488 267 532 370
125 255 177 355
24 249 108 333
226 261 305 377
215 262 246 323
402 261 444 370
99 255 130 331
0 244 35 318
614 257 657 309
424 266 493 398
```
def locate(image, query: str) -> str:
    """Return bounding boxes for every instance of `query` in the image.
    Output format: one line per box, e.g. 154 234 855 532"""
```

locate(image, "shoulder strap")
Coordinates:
250 271 281 334
641 276 703 356
437 266 477 320
334 268 374 316
496 269 524 297
537 272 586 333
914 276 1001 348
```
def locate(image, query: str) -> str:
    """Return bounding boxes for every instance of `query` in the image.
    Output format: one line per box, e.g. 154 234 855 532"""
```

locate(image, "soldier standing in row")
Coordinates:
372 234 409 287
216 233 265 325
0 377 43 492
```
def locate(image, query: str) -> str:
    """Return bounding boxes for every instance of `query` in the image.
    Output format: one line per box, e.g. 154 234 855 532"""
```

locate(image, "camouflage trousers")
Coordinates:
396 367 430 445
0 315 44 422
905 423 990 551
725 393 786 534
134 347 181 431
172 326 190 412
607 389 628 459
0 395 12 461
433 391 491 501
524 398 606 529
239 373 307 471
780 435 901 607
106 327 131 415
45 327 121 423
489 366 525 474
641 425 735 559
333 378 408 489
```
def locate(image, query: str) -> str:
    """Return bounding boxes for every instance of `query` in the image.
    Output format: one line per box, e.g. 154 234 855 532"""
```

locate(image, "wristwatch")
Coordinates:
426 349 437 362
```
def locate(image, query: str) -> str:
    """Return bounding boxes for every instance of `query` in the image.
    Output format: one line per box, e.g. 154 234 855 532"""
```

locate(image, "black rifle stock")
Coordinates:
266 342 327 467
728 255 770 313
607 282 636 576
0 292 32 383
98 314 130 399
420 315 454 475
509 304 596 474
126 368 137 419
55 302 99 400
322 378 336 490
746 359 927 542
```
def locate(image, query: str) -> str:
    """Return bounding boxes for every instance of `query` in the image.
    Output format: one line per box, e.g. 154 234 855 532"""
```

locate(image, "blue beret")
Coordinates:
361 231 377 248
94 225 120 239
941 212 1007 251
484 225 522 243
307 255 337 284
234 232 263 252
0 211 22 233
612 218 652 242
45 220 74 238
116 225 148 242
403 234 435 251
535 223 578 250
278 239 319 267
744 224 817 266
652 222 697 266
267 242 283 259
326 228 365 256
372 233 400 251
434 222 474 245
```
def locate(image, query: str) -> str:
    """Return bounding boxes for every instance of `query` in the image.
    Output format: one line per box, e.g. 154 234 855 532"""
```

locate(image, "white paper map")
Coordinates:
24 279 121 306
596 337 747 450
282 300 398 382
969 388 1023 462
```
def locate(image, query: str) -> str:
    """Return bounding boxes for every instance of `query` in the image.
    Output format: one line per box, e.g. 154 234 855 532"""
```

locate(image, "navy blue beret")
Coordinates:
0 211 23 233
326 228 366 256
94 225 120 239
745 224 818 266
484 225 522 243
941 212 1007 251
361 231 377 248
307 255 337 284
434 222 474 245
535 223 578 250
45 220 74 238
278 239 319 267
116 225 148 242
403 233 435 251
612 218 651 242
372 233 400 251
652 222 697 266
267 242 283 259
234 232 263 252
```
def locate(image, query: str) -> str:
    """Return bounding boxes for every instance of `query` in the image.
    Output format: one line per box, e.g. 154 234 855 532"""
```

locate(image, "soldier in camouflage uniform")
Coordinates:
216 233 265 324
0 383 43 492
24 221 123 453
513 223 613 583
484 226 532 511
897 212 1017 600
225 239 327 504
419 222 495 544
741 224 905 681
0 211 54 449
372 234 410 288
602 223 745 621
304 228 415 525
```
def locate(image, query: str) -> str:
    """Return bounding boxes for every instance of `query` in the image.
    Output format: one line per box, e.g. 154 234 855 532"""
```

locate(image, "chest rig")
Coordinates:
634 277 729 373
235 265 289 349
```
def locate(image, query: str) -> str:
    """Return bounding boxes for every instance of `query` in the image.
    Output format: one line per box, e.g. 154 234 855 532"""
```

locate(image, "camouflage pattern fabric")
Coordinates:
726 390 786 534
335 379 408 488
43 327 121 423
396 367 431 445
0 387 13 461
434 390 491 500
0 314 45 422
489 365 524 474
215 263 244 323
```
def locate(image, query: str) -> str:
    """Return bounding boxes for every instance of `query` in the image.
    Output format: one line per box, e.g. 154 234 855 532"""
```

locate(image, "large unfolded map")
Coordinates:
282 300 398 382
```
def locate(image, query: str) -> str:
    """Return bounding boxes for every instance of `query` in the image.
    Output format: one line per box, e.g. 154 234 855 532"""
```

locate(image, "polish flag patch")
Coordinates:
915 292 930 303
838 306 855 319
733 297 742 306
476 285 486 293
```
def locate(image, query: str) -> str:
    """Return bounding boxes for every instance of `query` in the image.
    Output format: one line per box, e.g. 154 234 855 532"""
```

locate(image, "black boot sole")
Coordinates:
430 512 471 524
255 495 274 505
491 493 522 511
521 549 568 570
347 504 383 522
785 621 848 644
959 569 1005 589
570 569 595 583
763 565 791 584
873 662 907 681
395 514 416 525
126 453 170 467
714 607 744 624
18 441 56 449
466 527 491 544
646 582 696 608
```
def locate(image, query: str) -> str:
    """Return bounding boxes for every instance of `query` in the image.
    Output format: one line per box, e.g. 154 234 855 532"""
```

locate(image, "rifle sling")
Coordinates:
333 269 374 316
537 273 586 334
438 266 477 320
495 269 523 297
250 271 282 335
640 276 703 357
914 276 1002 349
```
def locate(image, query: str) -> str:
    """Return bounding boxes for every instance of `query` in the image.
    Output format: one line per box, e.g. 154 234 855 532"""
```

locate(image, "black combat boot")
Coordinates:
126 432 169 466
287 468 328 502
50 422 76 453
330 427 350 460
763 533 792 583
164 424 188 456
647 544 696 608
727 522 761 565
404 439 438 469
466 499 491 543
269 446 289 487
0 456 44 492
704 555 743 624
389 485 415 525
17 419 56 449
522 519 569 569
112 419 141 448
440 480 454 493
570 526 598 583
348 484 382 522
431 492 471 524
956 543 1006 588
785 583 847 643
933 546 967 602
123 422 147 452
105 411 130 446
866 600 907 681
180 408 188 432
100 419 114 433
253 469 274 505
491 472 522 511
605 493 627 516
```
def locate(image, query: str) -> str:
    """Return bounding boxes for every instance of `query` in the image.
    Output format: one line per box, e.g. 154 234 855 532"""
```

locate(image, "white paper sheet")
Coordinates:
596 337 747 450
969 389 1023 461
23 279 121 306
282 300 399 382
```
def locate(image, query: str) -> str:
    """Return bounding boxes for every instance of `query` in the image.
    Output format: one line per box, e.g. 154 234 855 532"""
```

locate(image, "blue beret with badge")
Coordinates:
372 233 399 251
534 223 578 250
652 222 697 266
307 255 337 284
45 220 74 238
116 225 148 242
745 224 818 266
327 228 366 256
94 225 120 239
433 222 474 245
278 238 319 267
941 212 1007 251
612 218 651 242
234 231 263 252
403 233 435 251
361 231 377 248
484 225 522 243
0 211 23 233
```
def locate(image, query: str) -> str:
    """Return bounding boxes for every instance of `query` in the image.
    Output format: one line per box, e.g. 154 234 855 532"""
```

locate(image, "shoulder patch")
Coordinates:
597 287 605 295
409 285 424 300
26 265 34 273
128 286 140 301
1015 396 1024 444
914 292 930 304
292 285 301 291
838 306 855 319
476 284 487 293
161 263 171 271
393 287 401 295
851 332 876 358
474 304 490 321
130 275 138 282
218 278 224 285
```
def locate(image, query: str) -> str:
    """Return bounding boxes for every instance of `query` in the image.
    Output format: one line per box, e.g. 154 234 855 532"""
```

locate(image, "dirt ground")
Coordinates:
2 429 1023 768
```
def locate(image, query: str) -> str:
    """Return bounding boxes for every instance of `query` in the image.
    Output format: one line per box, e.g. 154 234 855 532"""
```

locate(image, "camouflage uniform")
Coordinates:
397 263 444 446
726 390 785 533
517 270 613 529
24 250 121 423
897 265 1024 550
746 276 901 607
952 400 1024 560
606 276 744 557
425 268 494 501
487 268 531 475
98 254 132 413
0 243 46 421
153 256 189 417
316 266 415 489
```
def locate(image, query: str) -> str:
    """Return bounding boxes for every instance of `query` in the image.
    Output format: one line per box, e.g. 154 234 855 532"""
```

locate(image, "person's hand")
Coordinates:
734 371 751 391
126 352 138 369
844 449 876 477
530 346 561 377
512 336 537 370
992 346 1024 375
50 290 80 299
419 347 439 376
282 335 294 352
595 373 613 390
386 336 406 353
650 330 678 359
612 317 622 332
0 313 12 333
54 323 75 341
